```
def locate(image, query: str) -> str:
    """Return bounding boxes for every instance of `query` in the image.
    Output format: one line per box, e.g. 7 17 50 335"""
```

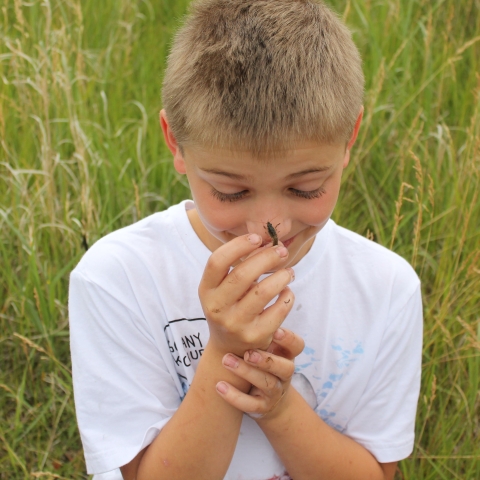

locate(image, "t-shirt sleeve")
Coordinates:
345 283 423 463
69 270 181 475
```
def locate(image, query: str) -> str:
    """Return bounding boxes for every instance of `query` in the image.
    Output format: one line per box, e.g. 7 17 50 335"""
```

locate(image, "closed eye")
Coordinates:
210 186 326 202
290 186 326 199
210 188 248 202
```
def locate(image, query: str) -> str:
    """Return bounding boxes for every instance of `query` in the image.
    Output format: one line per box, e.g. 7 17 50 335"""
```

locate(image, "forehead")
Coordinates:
185 141 346 178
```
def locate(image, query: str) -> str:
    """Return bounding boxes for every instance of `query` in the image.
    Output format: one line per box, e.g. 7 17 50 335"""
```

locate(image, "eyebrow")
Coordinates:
286 167 332 179
199 166 332 181
199 168 250 180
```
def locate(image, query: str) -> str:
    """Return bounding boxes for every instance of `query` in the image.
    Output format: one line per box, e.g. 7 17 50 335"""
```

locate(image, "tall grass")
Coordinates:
0 0 479 478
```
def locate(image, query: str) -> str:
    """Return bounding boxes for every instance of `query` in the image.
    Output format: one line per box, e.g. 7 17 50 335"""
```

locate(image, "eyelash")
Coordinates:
290 187 326 199
211 189 248 202
210 187 326 203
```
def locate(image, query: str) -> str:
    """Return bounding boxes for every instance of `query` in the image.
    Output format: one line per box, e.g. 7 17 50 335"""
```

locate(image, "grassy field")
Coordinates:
0 0 479 478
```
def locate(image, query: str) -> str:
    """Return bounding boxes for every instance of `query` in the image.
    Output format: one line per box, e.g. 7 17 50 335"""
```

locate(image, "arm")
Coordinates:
218 346 397 480
122 234 295 480
217 286 424 480
122 343 250 480
258 388 397 480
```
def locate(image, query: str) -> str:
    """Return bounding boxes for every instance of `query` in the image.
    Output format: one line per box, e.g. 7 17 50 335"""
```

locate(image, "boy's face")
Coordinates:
161 110 362 270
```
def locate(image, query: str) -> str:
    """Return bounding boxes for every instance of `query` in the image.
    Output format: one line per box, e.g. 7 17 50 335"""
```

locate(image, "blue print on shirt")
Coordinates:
293 339 365 433
331 340 364 368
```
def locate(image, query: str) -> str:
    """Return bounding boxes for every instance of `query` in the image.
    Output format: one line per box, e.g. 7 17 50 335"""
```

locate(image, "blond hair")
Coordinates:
162 0 364 156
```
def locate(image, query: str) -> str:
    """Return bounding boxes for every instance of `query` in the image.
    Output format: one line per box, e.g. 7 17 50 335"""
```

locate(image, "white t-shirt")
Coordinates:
69 200 423 480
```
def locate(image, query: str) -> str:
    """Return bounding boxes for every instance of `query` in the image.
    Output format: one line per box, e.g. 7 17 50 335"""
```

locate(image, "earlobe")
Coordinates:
160 109 187 174
173 156 187 174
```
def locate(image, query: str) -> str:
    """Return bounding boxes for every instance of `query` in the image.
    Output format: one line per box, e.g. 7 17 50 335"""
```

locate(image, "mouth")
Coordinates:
259 234 297 248
282 235 296 248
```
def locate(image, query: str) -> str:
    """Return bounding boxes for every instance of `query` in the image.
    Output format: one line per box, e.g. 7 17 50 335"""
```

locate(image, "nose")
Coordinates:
246 217 292 245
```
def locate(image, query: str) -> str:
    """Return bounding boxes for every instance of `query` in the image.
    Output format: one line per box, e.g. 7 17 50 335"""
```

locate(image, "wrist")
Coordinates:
202 342 251 393
206 333 255 359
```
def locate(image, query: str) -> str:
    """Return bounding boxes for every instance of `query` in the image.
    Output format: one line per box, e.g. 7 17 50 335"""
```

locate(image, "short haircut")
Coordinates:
162 0 364 156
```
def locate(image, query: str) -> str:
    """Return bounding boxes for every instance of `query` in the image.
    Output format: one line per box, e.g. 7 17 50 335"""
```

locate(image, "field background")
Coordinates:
1 0 479 478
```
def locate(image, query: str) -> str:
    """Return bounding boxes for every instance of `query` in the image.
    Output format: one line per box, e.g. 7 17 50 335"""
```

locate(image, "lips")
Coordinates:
282 235 296 248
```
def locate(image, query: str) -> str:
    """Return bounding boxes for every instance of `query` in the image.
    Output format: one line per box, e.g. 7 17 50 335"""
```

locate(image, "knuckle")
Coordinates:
206 255 223 272
204 301 223 315
285 361 295 378
252 284 264 297
229 268 246 284
251 284 273 303
281 269 292 284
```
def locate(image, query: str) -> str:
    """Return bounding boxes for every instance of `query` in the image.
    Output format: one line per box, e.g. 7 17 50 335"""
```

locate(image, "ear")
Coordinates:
160 109 187 174
343 106 364 168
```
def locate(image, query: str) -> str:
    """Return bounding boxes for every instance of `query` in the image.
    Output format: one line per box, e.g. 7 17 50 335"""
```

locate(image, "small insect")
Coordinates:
266 221 280 246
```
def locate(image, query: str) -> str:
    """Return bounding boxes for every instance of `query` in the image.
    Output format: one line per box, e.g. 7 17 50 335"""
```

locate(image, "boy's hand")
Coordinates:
216 327 304 419
199 234 295 356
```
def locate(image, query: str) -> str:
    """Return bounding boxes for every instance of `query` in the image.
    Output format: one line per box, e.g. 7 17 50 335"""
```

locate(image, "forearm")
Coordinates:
258 388 388 480
135 343 250 480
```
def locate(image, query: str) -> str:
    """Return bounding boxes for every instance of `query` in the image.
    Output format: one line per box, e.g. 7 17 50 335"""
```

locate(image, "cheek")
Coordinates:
297 193 338 227
196 199 243 233
188 179 242 232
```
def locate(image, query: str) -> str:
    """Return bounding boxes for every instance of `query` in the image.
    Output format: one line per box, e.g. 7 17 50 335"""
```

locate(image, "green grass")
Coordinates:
0 0 479 478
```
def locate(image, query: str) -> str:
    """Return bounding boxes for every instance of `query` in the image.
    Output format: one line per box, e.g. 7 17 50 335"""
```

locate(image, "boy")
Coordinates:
69 1 423 479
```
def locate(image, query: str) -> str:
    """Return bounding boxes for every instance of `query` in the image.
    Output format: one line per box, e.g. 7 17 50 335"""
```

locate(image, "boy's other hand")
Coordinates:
265 326 304 359
216 327 304 420
199 233 295 357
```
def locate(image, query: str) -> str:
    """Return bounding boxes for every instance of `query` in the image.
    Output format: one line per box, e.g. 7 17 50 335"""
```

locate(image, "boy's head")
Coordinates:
161 0 364 268
162 0 364 156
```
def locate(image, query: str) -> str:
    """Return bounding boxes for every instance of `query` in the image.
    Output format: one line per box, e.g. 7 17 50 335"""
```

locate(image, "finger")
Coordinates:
241 239 284 261
222 354 283 393
237 267 294 317
248 287 295 347
244 350 295 382
238 279 259 301
215 380 269 416
266 328 305 360
212 245 290 308
221 352 294 408
200 234 263 291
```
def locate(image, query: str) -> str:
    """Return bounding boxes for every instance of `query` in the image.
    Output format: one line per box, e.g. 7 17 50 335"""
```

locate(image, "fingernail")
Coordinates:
286 267 295 282
223 354 239 368
273 328 285 340
248 234 261 244
216 382 228 394
245 350 261 363
275 246 288 258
